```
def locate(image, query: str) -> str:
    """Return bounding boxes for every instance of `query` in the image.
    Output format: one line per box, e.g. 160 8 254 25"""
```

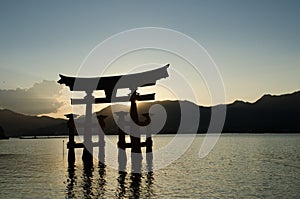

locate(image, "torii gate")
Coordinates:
58 64 169 170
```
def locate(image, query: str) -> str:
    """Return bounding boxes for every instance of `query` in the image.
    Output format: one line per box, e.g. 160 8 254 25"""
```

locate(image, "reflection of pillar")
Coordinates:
66 164 76 198
97 115 107 164
130 173 142 198
130 92 142 173
82 90 94 165
117 171 126 198
82 162 93 196
145 171 154 197
116 112 127 172
65 114 78 164
96 162 106 197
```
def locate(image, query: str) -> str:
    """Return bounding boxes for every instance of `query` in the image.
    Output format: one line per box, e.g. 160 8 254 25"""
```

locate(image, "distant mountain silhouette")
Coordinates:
98 90 300 134
0 109 67 137
223 91 300 132
0 90 299 137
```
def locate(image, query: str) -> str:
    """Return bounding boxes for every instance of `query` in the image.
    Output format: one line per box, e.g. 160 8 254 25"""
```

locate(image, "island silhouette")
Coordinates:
0 90 299 137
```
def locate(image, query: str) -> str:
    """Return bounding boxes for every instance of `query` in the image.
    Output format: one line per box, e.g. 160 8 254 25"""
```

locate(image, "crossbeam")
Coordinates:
70 93 155 105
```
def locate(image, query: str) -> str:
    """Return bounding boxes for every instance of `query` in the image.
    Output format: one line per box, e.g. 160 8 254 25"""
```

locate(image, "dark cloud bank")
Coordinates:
0 80 64 115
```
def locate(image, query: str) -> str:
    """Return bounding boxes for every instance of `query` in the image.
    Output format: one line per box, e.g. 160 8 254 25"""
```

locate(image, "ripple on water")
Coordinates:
0 135 300 198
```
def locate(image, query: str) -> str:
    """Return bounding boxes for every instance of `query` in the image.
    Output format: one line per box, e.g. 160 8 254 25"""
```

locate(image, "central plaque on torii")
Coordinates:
58 64 169 171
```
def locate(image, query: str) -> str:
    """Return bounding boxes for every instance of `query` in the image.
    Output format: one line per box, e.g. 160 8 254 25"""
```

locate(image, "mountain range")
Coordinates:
0 109 67 137
0 90 299 137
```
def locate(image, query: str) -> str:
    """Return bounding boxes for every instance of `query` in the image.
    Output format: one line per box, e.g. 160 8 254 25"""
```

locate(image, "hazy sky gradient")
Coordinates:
0 0 299 116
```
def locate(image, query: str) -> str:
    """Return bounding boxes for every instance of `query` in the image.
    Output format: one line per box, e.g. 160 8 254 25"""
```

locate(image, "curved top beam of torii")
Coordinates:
57 64 169 103
58 64 169 91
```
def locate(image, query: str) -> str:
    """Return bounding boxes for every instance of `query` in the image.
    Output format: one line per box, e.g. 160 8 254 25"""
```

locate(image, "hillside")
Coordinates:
223 91 300 132
98 90 300 134
0 109 67 137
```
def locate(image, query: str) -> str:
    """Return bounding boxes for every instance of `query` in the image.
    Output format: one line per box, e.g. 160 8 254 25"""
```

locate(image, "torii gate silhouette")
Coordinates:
58 64 169 171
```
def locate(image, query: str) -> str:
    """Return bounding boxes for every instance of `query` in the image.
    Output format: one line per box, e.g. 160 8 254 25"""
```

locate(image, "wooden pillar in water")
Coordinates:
116 112 128 172
130 92 142 173
97 115 107 165
142 114 152 153
65 114 78 164
142 113 153 171
82 90 94 165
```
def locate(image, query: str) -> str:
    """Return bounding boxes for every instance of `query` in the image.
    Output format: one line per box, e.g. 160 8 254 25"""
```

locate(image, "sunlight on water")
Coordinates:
0 134 300 198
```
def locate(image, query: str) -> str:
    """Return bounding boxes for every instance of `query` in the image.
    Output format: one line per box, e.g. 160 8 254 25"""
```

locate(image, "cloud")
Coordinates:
0 80 64 115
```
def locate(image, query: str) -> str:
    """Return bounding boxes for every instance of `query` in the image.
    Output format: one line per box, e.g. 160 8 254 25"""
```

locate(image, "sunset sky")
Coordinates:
0 0 299 118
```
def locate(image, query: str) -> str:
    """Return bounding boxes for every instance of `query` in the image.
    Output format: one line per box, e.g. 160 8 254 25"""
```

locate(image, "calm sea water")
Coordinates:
0 134 299 199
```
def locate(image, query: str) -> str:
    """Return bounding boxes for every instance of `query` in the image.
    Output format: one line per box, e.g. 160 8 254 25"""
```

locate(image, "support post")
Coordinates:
130 92 142 173
97 115 107 164
65 114 77 164
82 90 94 165
116 112 128 172
142 113 153 171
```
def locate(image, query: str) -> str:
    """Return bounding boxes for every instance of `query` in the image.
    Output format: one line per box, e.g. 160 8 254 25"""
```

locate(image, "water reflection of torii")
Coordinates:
58 64 169 171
